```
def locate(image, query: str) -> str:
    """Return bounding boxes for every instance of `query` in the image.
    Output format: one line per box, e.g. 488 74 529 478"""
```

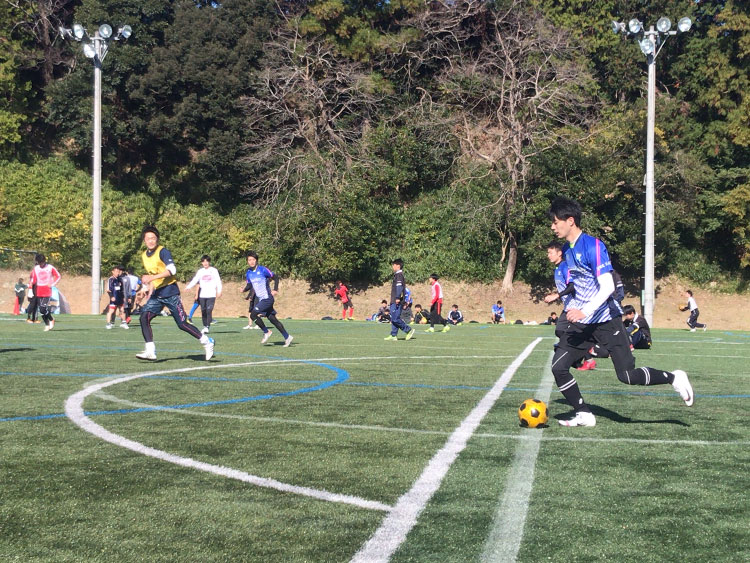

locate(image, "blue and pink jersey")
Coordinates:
563 233 622 324
245 265 275 300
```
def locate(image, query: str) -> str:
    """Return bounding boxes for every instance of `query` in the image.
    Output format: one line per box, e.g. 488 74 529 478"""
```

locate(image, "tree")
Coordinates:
400 0 598 290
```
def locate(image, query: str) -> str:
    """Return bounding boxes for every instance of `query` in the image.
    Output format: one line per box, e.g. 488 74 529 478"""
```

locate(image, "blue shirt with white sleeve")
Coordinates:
563 233 622 324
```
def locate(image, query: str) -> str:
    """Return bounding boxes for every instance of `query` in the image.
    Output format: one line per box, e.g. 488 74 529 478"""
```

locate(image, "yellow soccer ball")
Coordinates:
518 399 549 428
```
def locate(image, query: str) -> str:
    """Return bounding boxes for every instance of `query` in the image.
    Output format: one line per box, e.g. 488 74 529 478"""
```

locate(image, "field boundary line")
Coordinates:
64 364 391 512
481 351 555 562
351 337 543 563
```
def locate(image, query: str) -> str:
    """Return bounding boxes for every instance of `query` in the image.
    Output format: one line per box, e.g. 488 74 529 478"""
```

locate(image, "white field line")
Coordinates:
481 351 555 562
350 337 544 563
94 391 750 447
65 363 391 512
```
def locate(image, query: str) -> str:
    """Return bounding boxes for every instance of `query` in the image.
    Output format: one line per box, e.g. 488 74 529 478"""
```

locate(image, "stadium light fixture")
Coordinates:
611 14 693 327
59 22 133 314
678 17 692 33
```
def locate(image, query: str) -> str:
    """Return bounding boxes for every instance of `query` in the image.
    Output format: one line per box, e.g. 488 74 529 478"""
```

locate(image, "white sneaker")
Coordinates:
49 320 55 330
702 325 707 332
558 411 596 427
261 330 272 344
690 328 696 332
136 350 157 361
283 335 293 348
120 323 129 330
243 324 253 330
203 337 215 360
672 370 694 406
44 324 52 332
201 326 209 334
106 323 113 330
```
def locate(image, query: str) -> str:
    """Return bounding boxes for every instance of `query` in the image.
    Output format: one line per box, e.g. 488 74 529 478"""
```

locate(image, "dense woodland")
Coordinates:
0 0 748 290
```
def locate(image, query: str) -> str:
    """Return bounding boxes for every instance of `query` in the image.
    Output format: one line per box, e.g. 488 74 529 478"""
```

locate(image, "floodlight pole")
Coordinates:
91 31 103 315
643 26 657 327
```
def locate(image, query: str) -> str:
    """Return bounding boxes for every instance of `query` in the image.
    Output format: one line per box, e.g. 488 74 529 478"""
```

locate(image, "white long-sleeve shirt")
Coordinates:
185 266 222 298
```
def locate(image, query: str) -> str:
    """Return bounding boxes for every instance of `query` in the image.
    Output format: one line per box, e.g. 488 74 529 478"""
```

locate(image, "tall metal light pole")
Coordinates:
59 23 132 314
611 16 692 326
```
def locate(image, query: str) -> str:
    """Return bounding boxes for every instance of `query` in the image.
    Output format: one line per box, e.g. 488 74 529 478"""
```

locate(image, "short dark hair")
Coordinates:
34 253 46 265
392 258 403 268
622 304 636 316
686 289 693 296
452 304 458 308
381 299 387 304
415 304 422 309
497 300 502 305
547 240 564 252
548 197 582 227
142 225 160 239
550 311 558 317
430 273 439 280
201 255 211 263
246 250 258 260
116 264 125 271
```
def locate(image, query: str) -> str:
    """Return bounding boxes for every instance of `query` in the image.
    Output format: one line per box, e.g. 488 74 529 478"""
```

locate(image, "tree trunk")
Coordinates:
501 234 517 293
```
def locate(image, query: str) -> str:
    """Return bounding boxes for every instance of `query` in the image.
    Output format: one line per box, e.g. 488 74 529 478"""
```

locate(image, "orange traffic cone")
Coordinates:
13 296 20 315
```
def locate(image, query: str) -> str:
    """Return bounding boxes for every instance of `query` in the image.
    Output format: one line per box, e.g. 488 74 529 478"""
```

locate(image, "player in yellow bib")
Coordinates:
135 226 215 361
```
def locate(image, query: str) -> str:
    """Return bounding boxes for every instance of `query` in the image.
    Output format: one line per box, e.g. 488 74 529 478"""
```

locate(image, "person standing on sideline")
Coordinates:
136 226 214 361
547 197 693 427
334 280 354 321
14 278 27 314
105 265 129 329
491 301 505 324
242 251 293 346
384 258 415 341
29 254 61 332
185 255 222 334
426 274 450 333
680 290 706 332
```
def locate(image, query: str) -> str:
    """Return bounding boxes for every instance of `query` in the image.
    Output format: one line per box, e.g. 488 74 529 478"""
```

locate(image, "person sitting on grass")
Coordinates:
448 304 464 325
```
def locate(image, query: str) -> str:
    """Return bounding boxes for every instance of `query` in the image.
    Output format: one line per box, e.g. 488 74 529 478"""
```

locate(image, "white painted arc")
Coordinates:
64 370 392 512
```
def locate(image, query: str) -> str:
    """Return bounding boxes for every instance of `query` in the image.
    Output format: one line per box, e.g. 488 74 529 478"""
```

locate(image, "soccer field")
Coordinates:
1 314 748 562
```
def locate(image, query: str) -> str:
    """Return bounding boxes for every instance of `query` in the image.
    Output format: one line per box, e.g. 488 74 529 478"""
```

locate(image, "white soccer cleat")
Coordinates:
242 324 253 330
283 335 294 348
120 323 129 330
44 324 52 332
558 411 596 427
671 370 694 406
136 350 157 361
261 330 273 344
106 323 113 330
201 326 209 334
203 337 215 360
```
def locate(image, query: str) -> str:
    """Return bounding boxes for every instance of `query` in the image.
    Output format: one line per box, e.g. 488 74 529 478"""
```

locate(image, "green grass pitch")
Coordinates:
1 314 748 562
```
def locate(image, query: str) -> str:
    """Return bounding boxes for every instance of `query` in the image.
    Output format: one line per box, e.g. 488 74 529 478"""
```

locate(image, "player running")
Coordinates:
242 251 293 347
135 226 215 361
185 255 222 334
548 197 693 427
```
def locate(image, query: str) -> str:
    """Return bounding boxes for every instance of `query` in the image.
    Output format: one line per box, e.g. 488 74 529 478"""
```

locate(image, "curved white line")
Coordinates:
64 368 391 512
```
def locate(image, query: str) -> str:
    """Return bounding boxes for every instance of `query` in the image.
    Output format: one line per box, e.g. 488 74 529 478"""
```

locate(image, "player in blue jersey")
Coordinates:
547 197 693 427
242 250 293 347
543 240 575 341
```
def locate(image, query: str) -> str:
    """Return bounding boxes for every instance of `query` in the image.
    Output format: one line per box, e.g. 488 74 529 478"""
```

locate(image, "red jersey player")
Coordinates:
334 280 354 320
29 253 61 331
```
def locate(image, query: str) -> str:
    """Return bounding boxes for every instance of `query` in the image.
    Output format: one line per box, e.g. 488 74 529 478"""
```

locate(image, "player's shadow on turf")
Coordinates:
552 400 690 426
0 348 29 353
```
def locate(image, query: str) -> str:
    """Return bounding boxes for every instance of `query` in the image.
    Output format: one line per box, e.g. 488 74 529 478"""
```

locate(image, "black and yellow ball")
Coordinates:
518 399 549 428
